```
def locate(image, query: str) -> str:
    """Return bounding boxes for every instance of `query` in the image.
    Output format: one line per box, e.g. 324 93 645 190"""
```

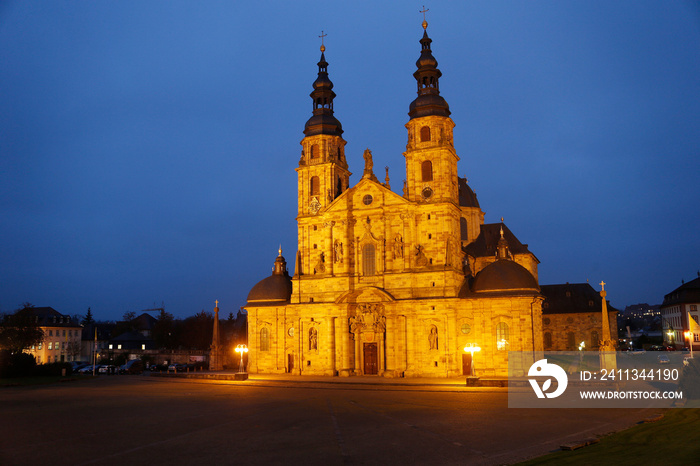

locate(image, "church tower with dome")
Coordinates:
245 20 543 378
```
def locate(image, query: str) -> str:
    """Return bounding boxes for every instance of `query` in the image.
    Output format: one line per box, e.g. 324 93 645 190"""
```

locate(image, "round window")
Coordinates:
363 194 373 205
421 187 433 199
543 318 550 326
461 323 471 335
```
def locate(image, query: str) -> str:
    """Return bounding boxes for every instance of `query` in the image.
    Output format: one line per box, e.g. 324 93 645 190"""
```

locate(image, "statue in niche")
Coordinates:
415 244 428 267
393 234 404 259
309 327 318 350
299 149 306 166
429 325 438 350
333 240 343 264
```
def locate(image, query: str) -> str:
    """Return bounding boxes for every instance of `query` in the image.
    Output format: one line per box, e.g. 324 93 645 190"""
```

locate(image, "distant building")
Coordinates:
661 276 700 349
540 283 618 351
17 307 83 363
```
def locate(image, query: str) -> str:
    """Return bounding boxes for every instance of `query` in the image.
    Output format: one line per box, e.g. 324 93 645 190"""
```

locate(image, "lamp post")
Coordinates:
235 344 248 373
463 343 481 377
684 331 694 359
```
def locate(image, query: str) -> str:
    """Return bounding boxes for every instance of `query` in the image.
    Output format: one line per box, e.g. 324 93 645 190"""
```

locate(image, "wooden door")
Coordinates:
363 343 378 375
462 353 472 376
287 354 294 373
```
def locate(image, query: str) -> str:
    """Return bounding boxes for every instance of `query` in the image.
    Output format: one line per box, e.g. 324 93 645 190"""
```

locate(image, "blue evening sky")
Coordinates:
1 1 699 320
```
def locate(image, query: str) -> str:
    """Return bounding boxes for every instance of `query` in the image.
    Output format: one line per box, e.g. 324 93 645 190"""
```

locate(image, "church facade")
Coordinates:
245 22 544 378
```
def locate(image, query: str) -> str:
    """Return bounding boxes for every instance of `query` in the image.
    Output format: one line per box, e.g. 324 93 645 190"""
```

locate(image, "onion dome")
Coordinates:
409 21 450 120
304 45 343 137
247 248 293 306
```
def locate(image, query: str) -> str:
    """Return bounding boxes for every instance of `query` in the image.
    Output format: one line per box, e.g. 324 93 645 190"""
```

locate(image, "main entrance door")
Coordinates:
462 353 472 376
363 343 378 375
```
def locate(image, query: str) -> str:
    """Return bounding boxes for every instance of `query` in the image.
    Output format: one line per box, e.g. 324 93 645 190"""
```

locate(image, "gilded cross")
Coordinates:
215 300 219 307
319 30 327 47
420 6 429 21
599 281 606 291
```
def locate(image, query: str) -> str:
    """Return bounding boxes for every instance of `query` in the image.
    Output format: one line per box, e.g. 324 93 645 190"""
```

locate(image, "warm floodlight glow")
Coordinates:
235 344 248 373
463 343 481 378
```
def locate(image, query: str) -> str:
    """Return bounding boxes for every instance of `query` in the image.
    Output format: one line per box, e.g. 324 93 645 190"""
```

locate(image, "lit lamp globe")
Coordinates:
463 344 481 378
235 344 248 373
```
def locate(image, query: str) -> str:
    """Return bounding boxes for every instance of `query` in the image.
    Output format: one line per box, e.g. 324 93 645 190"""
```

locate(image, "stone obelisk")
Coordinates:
599 282 617 371
210 300 223 371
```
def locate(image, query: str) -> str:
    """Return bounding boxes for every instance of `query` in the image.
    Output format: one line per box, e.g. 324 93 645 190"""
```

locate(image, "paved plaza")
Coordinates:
0 375 664 465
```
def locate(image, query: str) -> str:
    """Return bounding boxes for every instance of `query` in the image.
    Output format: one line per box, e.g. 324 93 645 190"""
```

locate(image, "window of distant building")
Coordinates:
420 126 431 142
49 330 53 337
48 342 52 350
142 344 146 350
310 144 319 159
544 332 552 349
362 244 376 276
109 344 113 350
117 344 122 350
496 323 509 350
63 330 66 337
55 342 60 350
38 343 42 350
260 328 270 352
421 160 433 182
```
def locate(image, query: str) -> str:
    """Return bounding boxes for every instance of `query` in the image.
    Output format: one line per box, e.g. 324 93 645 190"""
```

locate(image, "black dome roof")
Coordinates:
472 260 539 294
247 253 292 306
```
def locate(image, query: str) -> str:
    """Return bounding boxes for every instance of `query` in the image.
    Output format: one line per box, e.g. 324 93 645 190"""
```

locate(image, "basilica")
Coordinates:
245 21 544 378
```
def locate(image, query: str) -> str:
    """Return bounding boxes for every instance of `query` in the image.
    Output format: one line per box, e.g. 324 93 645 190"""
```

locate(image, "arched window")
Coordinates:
260 328 269 352
496 322 509 350
420 126 431 142
460 218 468 242
566 332 576 350
362 244 376 276
310 176 320 196
421 160 433 182
544 332 552 349
336 175 343 197
591 331 600 349
310 144 319 159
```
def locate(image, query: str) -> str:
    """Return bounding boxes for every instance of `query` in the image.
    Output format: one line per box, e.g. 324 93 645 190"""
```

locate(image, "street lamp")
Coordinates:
463 343 481 377
667 328 675 347
684 331 694 359
235 344 248 373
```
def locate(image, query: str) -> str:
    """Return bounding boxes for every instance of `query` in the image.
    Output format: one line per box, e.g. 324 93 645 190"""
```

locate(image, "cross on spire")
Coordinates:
319 30 327 52
215 300 219 308
420 6 429 29
599 281 606 291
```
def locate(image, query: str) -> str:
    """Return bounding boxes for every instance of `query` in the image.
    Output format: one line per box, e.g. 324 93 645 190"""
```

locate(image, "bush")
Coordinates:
0 350 37 378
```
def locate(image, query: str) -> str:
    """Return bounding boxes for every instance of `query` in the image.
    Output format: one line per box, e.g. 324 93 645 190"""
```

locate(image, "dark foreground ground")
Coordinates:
0 376 664 465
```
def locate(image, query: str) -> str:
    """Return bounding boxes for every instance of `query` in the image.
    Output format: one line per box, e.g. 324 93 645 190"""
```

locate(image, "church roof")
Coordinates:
408 22 450 120
469 259 540 295
540 283 618 315
304 49 343 137
458 177 479 208
247 252 293 306
464 223 534 259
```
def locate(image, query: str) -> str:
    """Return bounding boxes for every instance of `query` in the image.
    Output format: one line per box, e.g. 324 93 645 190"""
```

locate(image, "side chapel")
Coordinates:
245 20 544 377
